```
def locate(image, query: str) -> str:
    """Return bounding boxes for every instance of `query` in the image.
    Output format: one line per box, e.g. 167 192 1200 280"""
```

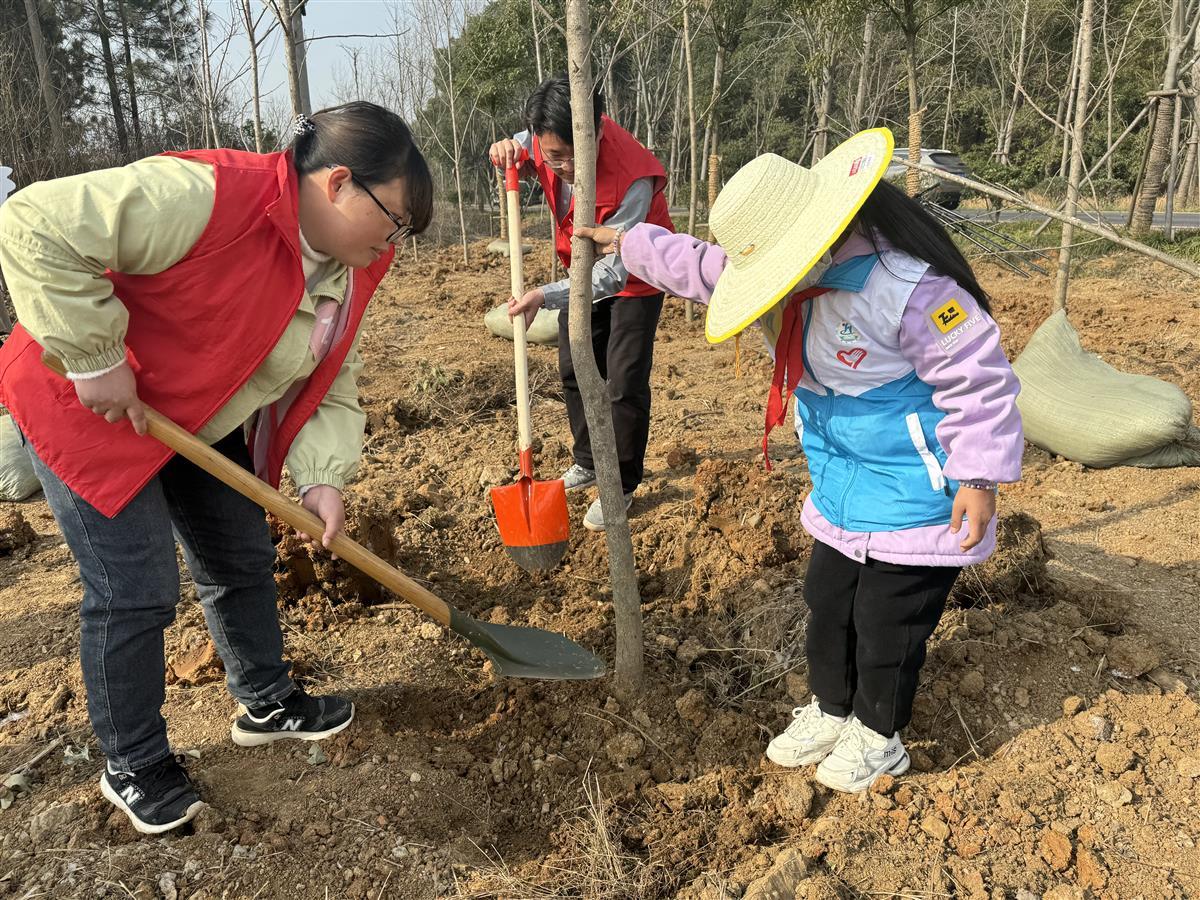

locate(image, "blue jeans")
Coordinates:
22 428 293 771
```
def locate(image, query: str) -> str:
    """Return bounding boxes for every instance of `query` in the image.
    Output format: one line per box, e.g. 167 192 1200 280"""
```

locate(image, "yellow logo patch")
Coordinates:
931 299 966 334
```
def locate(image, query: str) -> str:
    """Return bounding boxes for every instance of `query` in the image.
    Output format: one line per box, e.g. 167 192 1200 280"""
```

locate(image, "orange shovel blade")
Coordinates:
491 475 570 571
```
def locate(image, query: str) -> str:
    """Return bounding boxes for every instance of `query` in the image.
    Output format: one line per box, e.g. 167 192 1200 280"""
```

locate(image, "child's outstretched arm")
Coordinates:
899 275 1024 551
576 223 728 305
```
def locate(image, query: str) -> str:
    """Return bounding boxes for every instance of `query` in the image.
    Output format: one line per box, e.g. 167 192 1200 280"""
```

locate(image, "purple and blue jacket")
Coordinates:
622 224 1024 567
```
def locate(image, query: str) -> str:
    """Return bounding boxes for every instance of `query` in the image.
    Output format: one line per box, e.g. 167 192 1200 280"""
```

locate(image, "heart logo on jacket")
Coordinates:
836 348 868 369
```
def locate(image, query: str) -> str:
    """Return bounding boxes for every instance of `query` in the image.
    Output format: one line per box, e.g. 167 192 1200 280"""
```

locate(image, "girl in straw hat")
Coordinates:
578 128 1023 793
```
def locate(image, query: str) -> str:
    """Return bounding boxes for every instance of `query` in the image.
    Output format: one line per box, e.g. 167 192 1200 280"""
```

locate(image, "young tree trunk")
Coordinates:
1053 0 1094 313
1131 0 1194 234
289 0 313 116
196 0 222 148
813 33 837 162
443 11 469 265
683 1 699 321
667 41 684 208
95 0 131 161
22 0 66 163
1180 100 1198 205
1165 87 1185 239
272 0 306 118
564 0 644 702
240 0 264 152
700 45 725 196
903 16 921 197
1059 20 1083 177
684 3 699 232
530 0 544 81
852 13 875 129
117 0 143 156
996 0 1030 164
942 8 958 147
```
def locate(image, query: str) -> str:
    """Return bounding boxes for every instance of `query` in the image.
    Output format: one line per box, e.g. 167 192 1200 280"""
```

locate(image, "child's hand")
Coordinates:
574 225 619 254
949 485 996 552
507 288 546 328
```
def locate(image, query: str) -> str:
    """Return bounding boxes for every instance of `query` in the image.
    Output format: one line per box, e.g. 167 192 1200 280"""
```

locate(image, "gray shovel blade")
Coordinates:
449 606 606 680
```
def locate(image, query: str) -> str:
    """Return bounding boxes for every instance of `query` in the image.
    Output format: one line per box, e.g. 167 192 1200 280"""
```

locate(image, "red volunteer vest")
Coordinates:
0 149 394 517
531 115 675 297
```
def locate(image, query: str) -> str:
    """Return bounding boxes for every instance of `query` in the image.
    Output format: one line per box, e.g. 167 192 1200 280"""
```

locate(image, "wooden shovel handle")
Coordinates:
506 161 534 464
42 353 452 627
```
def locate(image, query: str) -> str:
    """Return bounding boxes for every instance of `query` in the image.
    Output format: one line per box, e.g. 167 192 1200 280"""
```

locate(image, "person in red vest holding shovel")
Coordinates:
489 74 675 532
0 102 432 834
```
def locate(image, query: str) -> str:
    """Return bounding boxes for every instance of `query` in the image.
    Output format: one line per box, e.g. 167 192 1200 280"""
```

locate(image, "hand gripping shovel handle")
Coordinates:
41 353 454 627
506 156 534 476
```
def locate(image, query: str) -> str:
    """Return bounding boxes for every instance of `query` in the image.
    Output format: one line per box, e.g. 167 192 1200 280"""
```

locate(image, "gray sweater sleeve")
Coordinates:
541 177 655 310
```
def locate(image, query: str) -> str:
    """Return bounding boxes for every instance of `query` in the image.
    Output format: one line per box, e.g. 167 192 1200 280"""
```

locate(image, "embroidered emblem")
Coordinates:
836 322 861 343
931 299 966 333
836 347 867 369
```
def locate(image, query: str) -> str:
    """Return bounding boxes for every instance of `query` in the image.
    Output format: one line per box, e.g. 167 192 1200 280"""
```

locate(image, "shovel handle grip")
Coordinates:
42 353 452 627
506 161 533 457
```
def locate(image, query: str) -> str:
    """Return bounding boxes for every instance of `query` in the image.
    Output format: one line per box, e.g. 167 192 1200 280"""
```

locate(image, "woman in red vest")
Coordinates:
0 102 432 834
489 75 675 532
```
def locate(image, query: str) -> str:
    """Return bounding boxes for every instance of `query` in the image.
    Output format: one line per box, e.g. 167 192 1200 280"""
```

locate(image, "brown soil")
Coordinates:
1 243 1197 899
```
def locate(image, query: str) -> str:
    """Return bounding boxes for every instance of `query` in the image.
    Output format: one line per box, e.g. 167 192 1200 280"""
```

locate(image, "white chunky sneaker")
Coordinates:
765 697 851 768
815 717 910 793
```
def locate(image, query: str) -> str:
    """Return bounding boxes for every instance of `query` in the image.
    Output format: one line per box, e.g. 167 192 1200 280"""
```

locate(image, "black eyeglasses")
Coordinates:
347 171 413 244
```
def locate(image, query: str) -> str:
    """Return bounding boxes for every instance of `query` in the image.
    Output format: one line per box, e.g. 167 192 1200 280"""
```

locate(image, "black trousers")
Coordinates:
557 293 663 494
804 541 960 736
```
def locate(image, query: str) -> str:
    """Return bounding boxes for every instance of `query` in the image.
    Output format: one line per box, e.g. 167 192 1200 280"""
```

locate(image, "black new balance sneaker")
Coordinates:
100 755 205 835
230 686 354 747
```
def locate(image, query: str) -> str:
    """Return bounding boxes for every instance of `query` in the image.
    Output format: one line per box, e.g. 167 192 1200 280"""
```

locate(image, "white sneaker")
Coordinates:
582 492 633 532
765 697 851 768
815 717 910 793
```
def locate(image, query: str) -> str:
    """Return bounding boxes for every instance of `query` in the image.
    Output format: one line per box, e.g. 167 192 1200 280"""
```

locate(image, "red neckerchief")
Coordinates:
762 286 832 471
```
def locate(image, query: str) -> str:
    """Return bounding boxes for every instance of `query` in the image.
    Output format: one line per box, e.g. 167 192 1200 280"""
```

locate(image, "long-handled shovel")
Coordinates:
489 157 570 571
43 354 604 681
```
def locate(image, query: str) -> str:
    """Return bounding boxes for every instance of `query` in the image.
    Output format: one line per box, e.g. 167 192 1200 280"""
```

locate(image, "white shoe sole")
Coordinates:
100 774 205 835
765 741 839 768
565 478 596 492
230 704 354 747
815 750 911 794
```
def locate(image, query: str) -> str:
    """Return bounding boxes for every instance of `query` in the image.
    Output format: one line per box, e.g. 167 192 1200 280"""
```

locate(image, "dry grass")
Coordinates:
458 773 668 899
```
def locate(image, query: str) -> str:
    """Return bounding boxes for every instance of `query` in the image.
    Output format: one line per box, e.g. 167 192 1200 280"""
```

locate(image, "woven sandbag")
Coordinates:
483 304 560 346
0 415 40 501
1012 310 1199 468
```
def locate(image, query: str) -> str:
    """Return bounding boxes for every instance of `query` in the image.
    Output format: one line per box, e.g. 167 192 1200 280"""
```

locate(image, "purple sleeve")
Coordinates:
898 274 1024 483
619 223 728 304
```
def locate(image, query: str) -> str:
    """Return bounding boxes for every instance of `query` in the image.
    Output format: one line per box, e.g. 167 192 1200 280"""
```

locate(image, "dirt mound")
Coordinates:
0 508 36 556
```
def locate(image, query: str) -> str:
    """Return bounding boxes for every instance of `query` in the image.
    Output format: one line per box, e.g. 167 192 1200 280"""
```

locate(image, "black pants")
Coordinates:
804 541 959 737
558 293 663 494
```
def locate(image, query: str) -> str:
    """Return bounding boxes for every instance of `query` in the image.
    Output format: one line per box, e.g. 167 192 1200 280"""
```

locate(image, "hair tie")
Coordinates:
292 114 316 138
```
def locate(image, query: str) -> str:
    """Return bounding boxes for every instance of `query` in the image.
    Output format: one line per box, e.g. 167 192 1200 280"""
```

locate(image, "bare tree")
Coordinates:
95 0 132 160
565 0 645 702
240 0 263 152
117 0 143 155
22 0 66 162
1130 0 1200 235
1053 0 1094 313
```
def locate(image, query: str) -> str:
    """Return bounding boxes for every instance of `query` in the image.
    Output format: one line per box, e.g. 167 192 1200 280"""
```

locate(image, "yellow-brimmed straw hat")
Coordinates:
704 128 894 343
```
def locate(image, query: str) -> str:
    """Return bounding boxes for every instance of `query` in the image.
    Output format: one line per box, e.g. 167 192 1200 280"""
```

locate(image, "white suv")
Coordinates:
885 149 971 209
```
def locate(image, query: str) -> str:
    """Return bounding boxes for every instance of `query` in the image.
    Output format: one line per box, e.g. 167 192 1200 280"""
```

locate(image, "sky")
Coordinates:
209 1 430 121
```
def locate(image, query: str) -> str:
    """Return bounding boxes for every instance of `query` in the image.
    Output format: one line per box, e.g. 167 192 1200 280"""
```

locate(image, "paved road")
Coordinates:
963 209 1197 230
